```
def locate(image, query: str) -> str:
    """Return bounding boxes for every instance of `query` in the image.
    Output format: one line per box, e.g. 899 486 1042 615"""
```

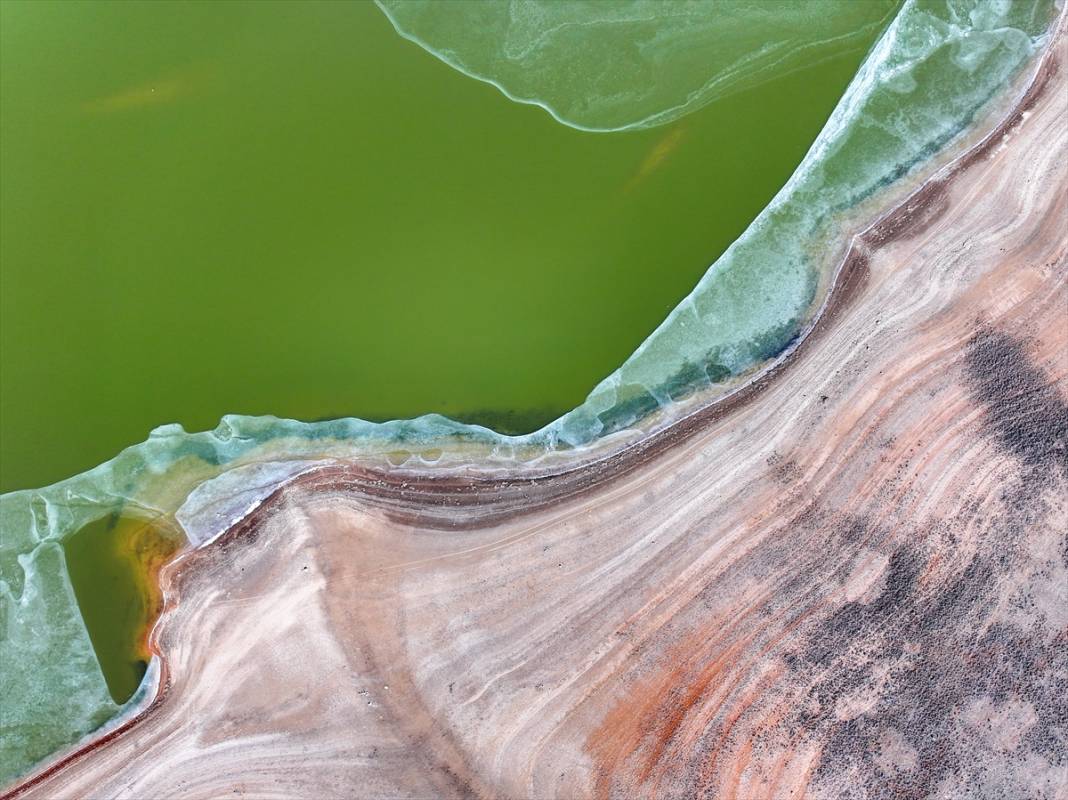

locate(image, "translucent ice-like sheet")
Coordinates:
376 0 900 131
0 0 1060 786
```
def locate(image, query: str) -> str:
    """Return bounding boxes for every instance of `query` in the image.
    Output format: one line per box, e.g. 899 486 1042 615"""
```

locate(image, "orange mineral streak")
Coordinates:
122 519 183 661
92 515 184 666
587 571 834 800
586 600 756 797
624 125 688 192
80 63 215 114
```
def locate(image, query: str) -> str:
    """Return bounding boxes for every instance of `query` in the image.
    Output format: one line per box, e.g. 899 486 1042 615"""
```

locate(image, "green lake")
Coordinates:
0 0 895 493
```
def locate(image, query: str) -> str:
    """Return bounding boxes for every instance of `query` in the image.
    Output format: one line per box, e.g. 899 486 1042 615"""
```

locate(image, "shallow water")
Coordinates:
0 0 893 492
62 515 179 703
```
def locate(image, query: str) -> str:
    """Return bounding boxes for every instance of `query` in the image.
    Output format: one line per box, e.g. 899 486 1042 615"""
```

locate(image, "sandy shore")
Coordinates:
7 22 1068 800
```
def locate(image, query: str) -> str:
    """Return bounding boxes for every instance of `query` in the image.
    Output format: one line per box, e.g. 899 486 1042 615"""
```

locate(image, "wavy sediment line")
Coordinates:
0 0 1064 787
5 17 1066 797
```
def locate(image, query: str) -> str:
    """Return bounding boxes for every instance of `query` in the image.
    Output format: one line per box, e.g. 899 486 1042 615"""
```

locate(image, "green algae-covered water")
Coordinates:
0 0 896 493
62 515 179 703
0 0 1059 788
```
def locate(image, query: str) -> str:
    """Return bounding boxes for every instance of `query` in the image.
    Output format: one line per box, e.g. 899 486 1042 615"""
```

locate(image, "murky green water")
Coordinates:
62 515 179 703
0 0 895 493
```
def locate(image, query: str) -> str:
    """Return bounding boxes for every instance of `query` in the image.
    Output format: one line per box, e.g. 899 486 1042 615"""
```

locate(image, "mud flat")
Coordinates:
7 22 1068 800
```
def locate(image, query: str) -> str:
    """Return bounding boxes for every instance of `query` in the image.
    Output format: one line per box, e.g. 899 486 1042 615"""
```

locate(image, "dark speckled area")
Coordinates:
965 329 1068 477
798 331 1068 800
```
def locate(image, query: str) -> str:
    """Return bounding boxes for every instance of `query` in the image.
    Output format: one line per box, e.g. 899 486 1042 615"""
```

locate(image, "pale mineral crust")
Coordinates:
6 24 1068 800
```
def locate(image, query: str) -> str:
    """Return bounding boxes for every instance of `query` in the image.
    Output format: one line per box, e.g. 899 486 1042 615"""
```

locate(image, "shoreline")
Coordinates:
4 11 1066 799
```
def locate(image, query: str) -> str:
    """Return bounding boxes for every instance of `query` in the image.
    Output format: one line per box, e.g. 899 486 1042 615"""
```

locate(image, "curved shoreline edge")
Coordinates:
3 8 1066 797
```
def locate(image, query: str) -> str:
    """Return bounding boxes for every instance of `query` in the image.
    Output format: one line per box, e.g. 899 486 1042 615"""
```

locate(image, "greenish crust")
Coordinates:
376 0 902 132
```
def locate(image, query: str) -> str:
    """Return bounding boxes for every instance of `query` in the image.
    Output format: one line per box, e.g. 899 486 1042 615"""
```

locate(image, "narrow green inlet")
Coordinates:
62 515 180 703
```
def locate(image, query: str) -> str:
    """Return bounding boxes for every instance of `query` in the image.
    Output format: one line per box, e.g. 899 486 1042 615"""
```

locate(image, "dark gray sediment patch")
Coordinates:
794 332 1068 800
964 328 1068 477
